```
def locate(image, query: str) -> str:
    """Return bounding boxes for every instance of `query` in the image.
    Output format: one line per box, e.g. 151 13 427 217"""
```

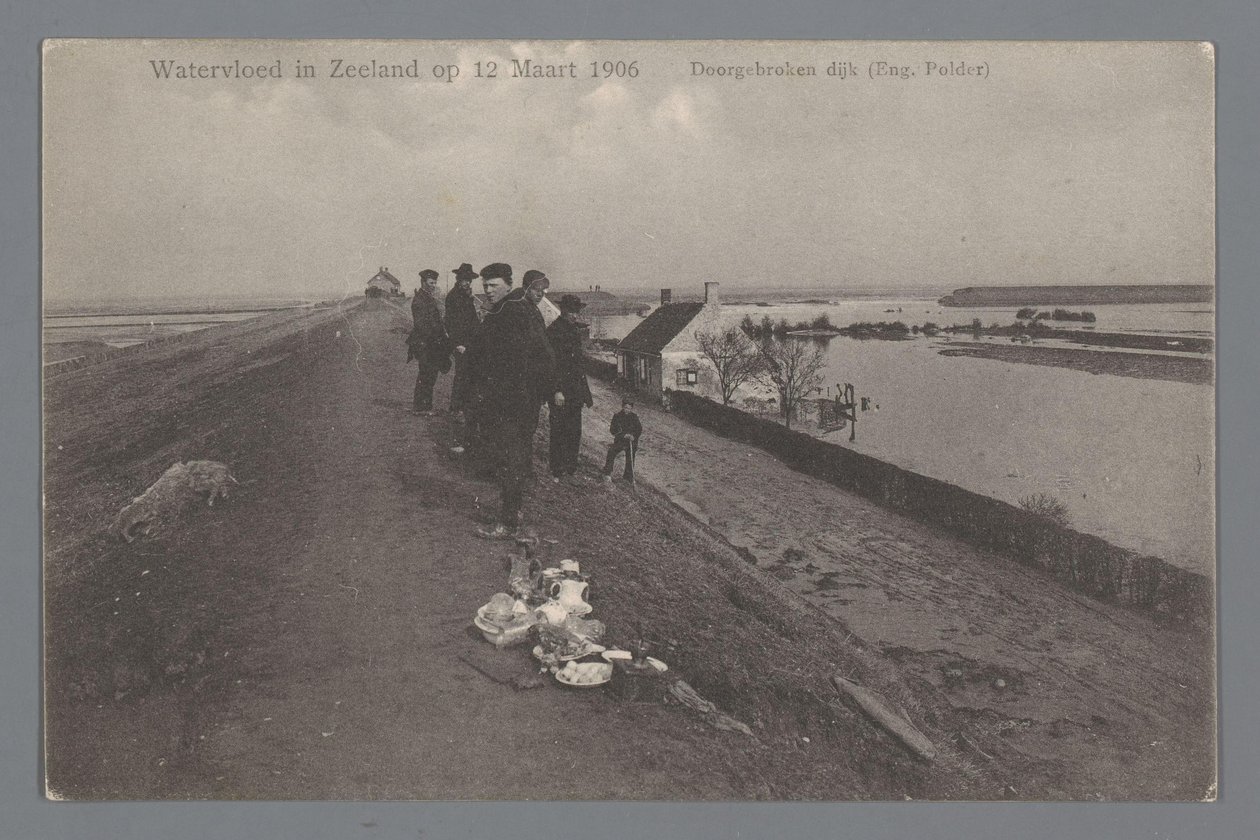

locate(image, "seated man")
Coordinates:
602 400 642 483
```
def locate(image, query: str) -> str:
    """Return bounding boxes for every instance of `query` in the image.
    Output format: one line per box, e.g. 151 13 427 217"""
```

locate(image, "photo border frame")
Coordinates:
4 1 1257 838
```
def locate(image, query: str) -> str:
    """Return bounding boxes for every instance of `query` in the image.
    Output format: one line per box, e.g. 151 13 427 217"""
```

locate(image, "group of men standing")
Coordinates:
404 261 640 540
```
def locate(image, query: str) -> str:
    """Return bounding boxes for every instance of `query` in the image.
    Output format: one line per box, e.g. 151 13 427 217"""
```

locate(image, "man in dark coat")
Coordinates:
521 269 550 332
466 262 562 538
546 294 593 481
602 399 643 483
444 262 482 450
406 269 450 414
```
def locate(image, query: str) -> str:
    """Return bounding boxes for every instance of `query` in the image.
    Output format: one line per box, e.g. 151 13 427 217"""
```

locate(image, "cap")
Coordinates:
522 269 550 289
479 263 513 281
418 268 439 281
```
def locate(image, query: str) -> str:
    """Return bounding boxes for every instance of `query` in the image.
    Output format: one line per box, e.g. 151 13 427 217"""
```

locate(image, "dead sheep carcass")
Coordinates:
112 460 238 543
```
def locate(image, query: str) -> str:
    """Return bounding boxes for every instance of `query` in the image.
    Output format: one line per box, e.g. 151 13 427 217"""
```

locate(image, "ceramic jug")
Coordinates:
552 578 591 614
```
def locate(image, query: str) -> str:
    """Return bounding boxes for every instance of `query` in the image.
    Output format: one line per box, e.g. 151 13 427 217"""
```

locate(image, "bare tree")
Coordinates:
695 326 765 405
756 337 828 429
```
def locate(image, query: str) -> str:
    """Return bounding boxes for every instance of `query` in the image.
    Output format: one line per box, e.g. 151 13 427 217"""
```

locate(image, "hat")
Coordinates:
419 268 439 281
480 262 513 282
452 263 477 282
557 294 586 313
522 270 550 289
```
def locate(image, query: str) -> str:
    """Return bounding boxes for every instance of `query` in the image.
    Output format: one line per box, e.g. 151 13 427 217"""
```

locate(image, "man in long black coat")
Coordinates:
546 294 593 481
406 269 450 414
444 262 481 450
466 262 561 538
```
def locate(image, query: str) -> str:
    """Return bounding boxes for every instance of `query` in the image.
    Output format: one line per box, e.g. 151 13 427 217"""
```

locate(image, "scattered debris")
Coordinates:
952 731 994 762
666 679 755 737
831 675 936 762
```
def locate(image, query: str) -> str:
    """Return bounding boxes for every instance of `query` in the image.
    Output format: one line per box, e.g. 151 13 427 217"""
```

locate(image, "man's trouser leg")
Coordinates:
413 358 438 411
562 406 583 474
549 403 581 476
449 355 471 414
548 405 565 477
499 408 540 527
624 441 638 481
603 440 625 476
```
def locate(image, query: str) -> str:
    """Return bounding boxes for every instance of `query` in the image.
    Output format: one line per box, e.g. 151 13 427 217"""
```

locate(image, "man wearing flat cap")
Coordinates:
444 263 482 451
406 269 450 415
466 262 563 539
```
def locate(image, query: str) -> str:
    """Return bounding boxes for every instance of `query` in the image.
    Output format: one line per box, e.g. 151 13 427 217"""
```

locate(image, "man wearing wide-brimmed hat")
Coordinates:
445 262 481 450
406 269 450 415
545 294 593 482
466 262 562 539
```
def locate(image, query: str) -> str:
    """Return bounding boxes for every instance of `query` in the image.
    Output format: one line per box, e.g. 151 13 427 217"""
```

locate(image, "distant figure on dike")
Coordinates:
444 262 481 452
466 262 561 539
546 294 593 482
406 269 451 415
602 399 642 484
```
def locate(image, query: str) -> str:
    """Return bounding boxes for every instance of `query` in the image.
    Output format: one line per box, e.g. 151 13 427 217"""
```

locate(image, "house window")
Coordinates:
676 368 698 387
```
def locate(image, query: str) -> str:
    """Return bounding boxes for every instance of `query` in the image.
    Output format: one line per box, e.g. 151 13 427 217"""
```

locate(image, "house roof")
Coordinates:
368 268 400 287
616 302 705 355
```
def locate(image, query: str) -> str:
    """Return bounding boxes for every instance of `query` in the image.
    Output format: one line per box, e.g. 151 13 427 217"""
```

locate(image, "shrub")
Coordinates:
1018 494 1070 528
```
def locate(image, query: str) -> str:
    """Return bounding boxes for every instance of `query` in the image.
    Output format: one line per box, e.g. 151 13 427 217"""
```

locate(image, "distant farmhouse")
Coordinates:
615 283 724 402
365 267 403 298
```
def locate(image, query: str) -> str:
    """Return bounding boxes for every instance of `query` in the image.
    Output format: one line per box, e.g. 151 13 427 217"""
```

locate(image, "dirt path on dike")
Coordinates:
42 300 1212 801
578 379 1215 800
47 300 990 801
44 302 748 800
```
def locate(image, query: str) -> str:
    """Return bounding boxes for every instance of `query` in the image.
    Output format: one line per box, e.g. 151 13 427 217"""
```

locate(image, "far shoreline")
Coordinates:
937 342 1214 385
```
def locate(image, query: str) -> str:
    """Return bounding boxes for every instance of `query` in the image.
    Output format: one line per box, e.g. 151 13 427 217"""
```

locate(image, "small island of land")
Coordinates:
939 284 1213 307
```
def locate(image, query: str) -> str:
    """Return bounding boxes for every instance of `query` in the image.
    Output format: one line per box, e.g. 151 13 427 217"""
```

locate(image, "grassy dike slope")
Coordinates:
44 299 990 800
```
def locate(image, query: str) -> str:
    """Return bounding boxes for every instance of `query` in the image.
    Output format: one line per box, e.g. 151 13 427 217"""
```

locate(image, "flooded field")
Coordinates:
42 296 317 360
597 295 1215 573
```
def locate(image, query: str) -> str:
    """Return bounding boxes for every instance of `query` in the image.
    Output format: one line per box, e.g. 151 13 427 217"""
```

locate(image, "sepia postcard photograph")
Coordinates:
41 38 1216 801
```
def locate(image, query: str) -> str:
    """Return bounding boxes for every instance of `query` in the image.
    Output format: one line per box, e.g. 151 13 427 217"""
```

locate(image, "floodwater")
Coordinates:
42 297 317 351
596 296 1215 574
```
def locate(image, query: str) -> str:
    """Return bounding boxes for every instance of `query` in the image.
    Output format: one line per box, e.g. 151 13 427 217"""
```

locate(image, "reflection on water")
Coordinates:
600 298 1215 574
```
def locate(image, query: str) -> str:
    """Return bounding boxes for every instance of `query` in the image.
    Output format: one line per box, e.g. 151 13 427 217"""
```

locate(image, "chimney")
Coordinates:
660 288 672 305
704 281 720 305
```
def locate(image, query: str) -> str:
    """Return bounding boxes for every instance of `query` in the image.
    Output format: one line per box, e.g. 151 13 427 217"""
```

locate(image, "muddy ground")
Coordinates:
42 300 1213 800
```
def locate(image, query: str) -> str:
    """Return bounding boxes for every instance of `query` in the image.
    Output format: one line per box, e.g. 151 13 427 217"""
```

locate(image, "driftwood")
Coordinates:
831 675 936 762
666 679 755 737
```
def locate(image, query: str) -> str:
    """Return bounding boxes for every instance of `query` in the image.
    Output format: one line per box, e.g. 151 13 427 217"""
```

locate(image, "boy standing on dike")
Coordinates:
602 399 642 484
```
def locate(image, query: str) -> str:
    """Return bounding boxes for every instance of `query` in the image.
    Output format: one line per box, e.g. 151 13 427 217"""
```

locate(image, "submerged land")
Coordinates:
42 300 1214 800
939 285 1214 307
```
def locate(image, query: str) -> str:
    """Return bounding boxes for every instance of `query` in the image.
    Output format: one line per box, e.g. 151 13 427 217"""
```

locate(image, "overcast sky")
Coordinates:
43 40 1214 301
